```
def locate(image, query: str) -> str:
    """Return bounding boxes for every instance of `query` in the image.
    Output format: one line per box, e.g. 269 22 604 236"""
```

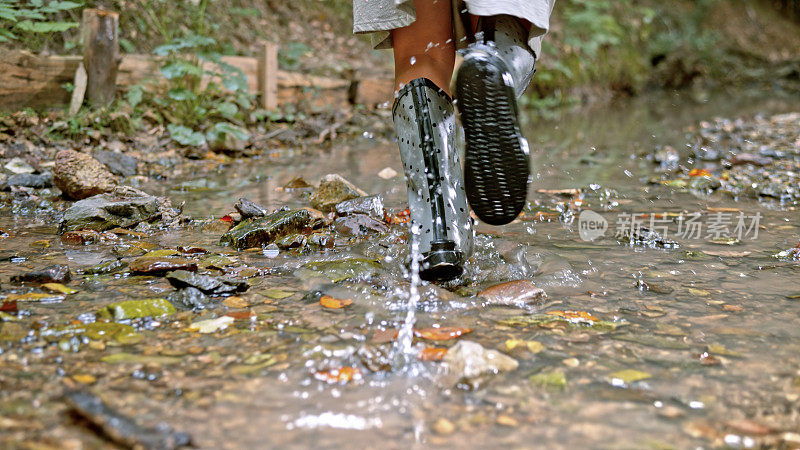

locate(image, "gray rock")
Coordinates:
53 149 117 200
441 340 519 390
334 194 384 219
92 150 138 177
333 214 388 235
59 186 173 232
11 264 71 284
7 172 53 188
166 270 248 295
234 197 268 219
168 287 210 309
4 157 35 174
309 174 366 212
220 209 310 250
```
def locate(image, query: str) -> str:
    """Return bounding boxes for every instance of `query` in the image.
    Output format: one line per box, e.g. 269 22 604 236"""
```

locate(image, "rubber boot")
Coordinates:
455 15 535 225
392 78 474 281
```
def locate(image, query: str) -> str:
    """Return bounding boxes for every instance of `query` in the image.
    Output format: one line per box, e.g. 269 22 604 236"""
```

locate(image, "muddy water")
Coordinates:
1 89 799 449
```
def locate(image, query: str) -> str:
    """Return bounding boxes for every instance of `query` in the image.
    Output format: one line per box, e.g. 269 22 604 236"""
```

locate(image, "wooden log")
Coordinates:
257 42 278 110
0 50 387 111
82 9 120 107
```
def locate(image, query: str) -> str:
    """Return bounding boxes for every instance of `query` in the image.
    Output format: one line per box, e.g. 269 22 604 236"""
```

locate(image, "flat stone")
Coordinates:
478 280 546 307
441 340 519 390
4 157 35 174
100 298 177 320
59 186 173 232
334 194 384 219
92 150 139 177
129 256 197 274
234 197 268 219
53 149 118 200
10 264 71 284
220 209 310 250
166 270 248 295
7 172 53 188
81 259 127 275
309 174 366 212
297 258 382 282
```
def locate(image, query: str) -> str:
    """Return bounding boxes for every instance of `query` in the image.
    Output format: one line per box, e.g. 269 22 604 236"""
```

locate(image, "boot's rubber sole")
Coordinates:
420 242 463 281
456 50 530 226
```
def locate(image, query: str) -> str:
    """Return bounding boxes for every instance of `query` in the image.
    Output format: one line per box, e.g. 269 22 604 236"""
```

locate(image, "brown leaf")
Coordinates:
418 347 447 361
371 328 398 344
314 367 362 384
414 327 472 341
320 295 353 309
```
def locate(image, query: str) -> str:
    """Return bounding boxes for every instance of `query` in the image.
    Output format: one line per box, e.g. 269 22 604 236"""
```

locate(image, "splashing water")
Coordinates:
393 222 422 368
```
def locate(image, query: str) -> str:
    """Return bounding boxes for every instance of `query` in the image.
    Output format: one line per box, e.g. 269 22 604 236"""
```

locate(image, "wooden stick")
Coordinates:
257 42 278 110
67 62 88 116
82 9 120 107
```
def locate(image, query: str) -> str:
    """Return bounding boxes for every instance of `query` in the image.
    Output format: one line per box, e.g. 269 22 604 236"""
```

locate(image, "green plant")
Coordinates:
0 0 82 51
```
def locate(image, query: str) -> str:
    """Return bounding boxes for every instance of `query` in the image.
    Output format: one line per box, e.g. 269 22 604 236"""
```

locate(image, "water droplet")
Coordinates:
409 56 416 65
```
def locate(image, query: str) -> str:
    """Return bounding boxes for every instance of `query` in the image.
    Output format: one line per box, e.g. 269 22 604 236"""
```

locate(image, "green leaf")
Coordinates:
167 88 197 102
212 122 250 141
14 19 78 33
153 35 215 56
43 1 82 12
126 85 143 109
214 102 238 119
167 124 206 146
160 61 202 80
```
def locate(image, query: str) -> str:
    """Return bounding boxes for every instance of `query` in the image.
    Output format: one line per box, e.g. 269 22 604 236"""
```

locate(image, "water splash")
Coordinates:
393 222 422 368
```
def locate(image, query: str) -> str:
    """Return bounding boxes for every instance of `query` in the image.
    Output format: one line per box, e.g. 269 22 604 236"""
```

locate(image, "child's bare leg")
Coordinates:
391 0 455 95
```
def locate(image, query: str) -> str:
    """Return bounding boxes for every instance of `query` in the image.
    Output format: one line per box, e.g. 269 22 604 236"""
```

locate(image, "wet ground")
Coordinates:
1 88 799 449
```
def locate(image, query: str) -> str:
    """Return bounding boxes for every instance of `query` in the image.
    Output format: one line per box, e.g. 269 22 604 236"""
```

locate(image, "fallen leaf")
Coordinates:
188 316 235 334
704 250 751 257
496 415 519 427
418 347 447 361
225 311 256 321
546 310 599 324
71 374 96 384
263 289 293 299
320 295 353 309
505 339 544 353
608 369 652 384
722 304 744 312
725 419 775 436
414 326 472 341
371 328 398 344
42 283 77 295
222 296 248 308
689 168 712 177
314 367 362 384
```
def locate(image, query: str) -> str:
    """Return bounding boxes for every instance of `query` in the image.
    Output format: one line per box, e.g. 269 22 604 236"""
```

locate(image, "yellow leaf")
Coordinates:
42 283 77 295
320 295 352 309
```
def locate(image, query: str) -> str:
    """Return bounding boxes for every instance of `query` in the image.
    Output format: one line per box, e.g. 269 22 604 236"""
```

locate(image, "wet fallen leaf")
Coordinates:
433 417 455 435
704 250 751 257
371 328 398 344
320 295 352 309
30 239 50 248
786 293 800 301
262 289 293 299
706 343 742 357
418 347 447 361
608 369 652 384
71 374 96 384
3 292 65 303
496 415 519 427
689 168 712 177
529 370 567 391
414 326 472 340
188 316 235 334
314 367 362 384
42 283 77 295
222 296 248 308
225 311 256 321
546 310 599 324
687 288 710 297
722 304 744 312
725 419 775 436
505 339 544 353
